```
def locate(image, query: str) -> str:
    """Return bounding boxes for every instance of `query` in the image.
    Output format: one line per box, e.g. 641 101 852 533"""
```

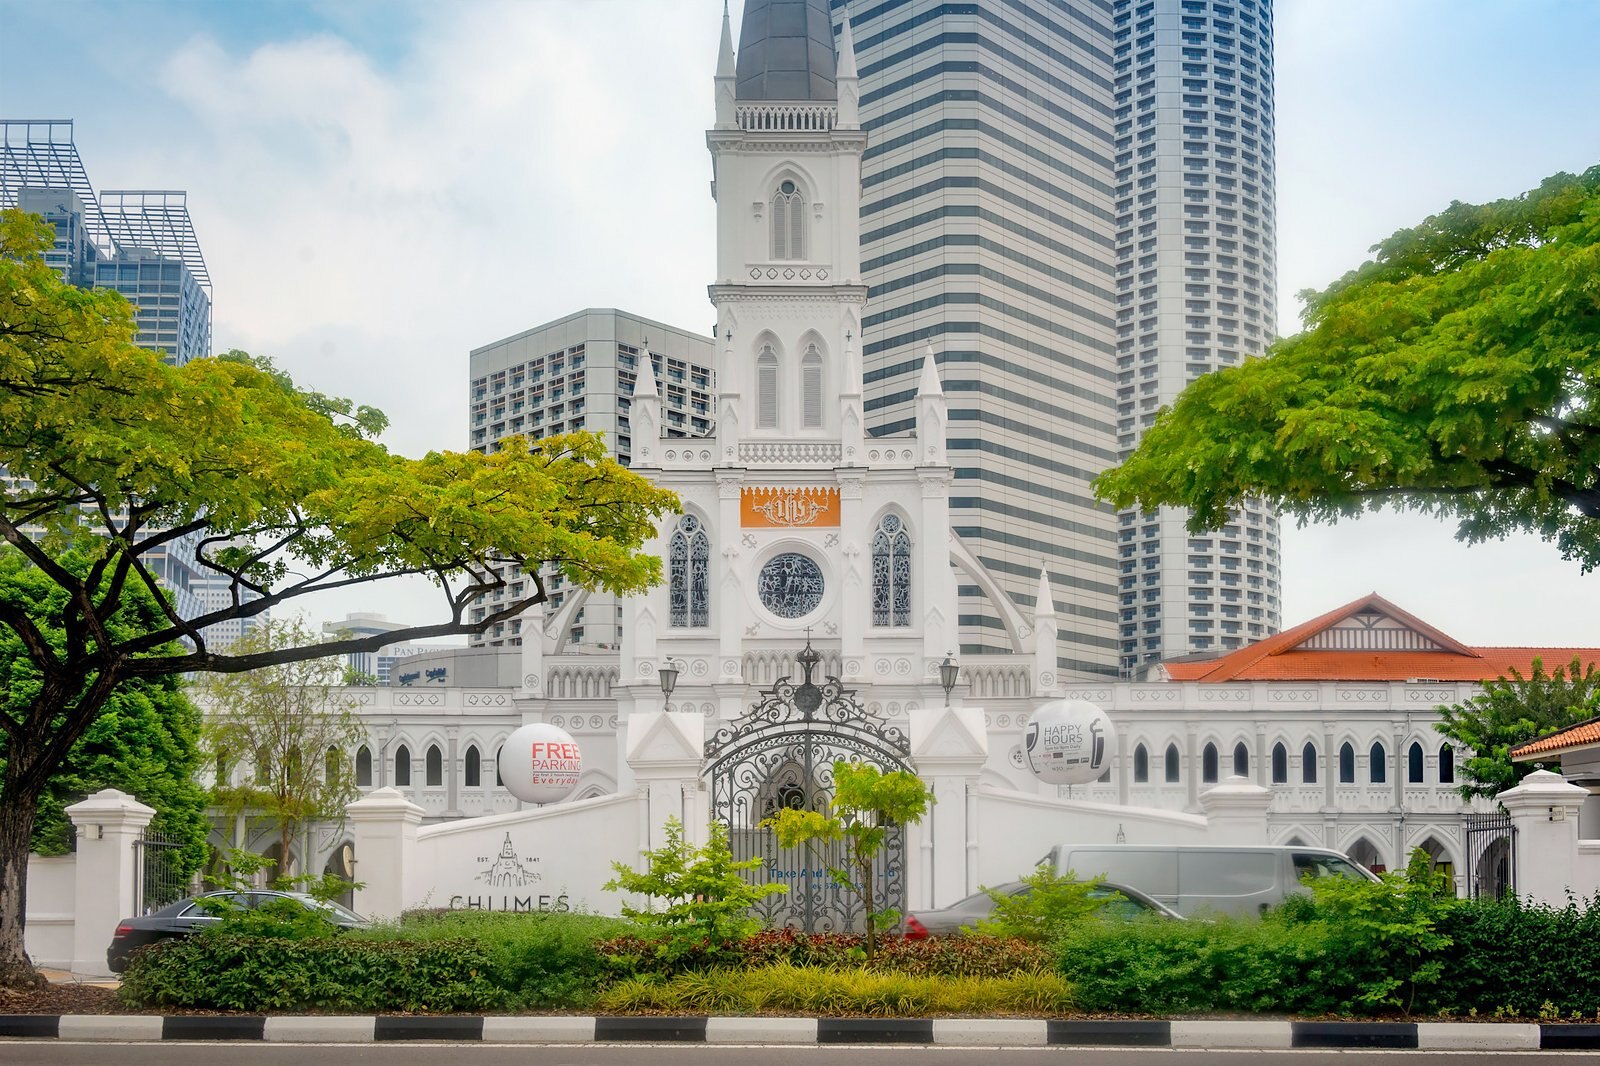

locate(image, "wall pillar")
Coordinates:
64 789 155 977
345 787 425 920
910 705 989 907
1197 776 1272 846
625 711 707 852
1499 769 1589 907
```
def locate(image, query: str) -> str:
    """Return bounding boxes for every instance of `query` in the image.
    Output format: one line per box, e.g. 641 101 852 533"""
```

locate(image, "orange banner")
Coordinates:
741 487 841 528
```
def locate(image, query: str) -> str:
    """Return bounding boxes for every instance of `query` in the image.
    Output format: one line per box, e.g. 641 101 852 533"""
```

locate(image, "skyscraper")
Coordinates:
848 0 1279 680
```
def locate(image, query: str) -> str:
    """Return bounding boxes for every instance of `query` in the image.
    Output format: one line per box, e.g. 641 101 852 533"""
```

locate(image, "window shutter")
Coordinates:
789 194 805 259
801 349 822 427
772 195 786 259
758 351 778 428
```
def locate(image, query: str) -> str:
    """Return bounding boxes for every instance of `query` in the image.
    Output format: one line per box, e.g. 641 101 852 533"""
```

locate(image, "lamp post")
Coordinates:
659 658 680 714
938 651 960 707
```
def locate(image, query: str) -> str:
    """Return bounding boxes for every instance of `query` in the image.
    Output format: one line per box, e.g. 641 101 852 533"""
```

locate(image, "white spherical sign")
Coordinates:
499 723 583 804
1022 699 1116 786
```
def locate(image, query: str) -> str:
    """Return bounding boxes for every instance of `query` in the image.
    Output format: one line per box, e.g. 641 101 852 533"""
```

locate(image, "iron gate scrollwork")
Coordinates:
703 641 913 933
1463 811 1515 899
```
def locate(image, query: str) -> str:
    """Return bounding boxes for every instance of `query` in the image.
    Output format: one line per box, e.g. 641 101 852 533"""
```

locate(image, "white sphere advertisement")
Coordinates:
499 723 583 804
1023 699 1115 786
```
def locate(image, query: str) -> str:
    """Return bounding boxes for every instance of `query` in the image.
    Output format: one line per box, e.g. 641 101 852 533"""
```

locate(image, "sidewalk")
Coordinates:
38 968 119 990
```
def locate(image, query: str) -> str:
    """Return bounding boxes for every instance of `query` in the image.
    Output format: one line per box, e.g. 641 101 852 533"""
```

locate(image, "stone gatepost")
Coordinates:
1499 769 1590 906
346 787 424 920
1197 775 1274 845
625 711 707 852
65 789 154 977
910 704 989 909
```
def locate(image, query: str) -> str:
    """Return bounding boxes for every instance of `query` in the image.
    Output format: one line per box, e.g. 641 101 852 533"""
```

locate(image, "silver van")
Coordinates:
1044 845 1378 917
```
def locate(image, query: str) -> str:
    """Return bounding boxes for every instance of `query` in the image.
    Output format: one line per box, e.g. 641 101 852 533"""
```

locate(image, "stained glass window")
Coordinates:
669 515 710 627
757 552 825 618
871 513 912 626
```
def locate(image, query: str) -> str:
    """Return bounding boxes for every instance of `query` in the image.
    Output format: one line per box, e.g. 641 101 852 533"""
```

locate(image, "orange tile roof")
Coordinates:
1163 592 1600 683
1510 715 1600 760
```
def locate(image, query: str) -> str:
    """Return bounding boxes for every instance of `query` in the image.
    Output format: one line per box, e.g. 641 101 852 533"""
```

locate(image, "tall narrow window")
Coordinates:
465 745 481 788
1439 745 1455 784
801 345 823 428
1370 741 1387 784
1271 742 1287 784
1302 742 1317 783
1164 743 1181 783
355 746 372 787
325 747 340 783
870 513 913 626
495 746 504 787
425 744 443 787
1133 744 1149 783
1202 742 1219 783
1338 742 1355 784
1408 742 1425 784
668 515 710 627
757 345 778 428
771 180 805 260
1232 741 1249 778
394 744 411 787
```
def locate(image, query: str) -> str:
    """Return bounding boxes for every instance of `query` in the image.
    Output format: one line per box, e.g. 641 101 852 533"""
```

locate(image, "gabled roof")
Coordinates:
1510 714 1600 761
1163 592 1600 683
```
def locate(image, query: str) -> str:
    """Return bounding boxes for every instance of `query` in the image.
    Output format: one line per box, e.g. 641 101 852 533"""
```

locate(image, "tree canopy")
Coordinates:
1434 656 1600 800
1095 166 1600 566
0 206 679 985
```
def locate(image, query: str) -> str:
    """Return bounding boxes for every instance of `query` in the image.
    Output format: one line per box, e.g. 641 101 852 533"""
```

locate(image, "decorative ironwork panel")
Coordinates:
704 642 912 933
1463 812 1515 900
757 552 825 619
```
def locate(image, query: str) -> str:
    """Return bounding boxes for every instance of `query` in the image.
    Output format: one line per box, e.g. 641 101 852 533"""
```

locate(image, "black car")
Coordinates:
107 890 368 973
903 879 1183 938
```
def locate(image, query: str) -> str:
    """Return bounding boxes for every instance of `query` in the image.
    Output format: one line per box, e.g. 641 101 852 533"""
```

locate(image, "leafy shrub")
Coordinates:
120 935 508 1013
1433 894 1600 1017
594 961 1072 1016
597 927 1048 979
976 867 1110 942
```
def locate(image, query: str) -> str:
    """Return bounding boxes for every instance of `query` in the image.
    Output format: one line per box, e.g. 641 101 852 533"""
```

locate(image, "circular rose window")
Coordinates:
756 552 825 619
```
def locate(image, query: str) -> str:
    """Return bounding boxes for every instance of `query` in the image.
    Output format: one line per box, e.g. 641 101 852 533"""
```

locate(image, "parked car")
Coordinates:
902 878 1182 938
107 890 368 973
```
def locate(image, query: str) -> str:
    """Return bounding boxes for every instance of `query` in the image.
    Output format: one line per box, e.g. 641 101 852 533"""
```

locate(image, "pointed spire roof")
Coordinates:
917 345 943 397
717 0 736 79
735 0 837 101
1034 567 1055 619
633 345 658 398
836 6 858 80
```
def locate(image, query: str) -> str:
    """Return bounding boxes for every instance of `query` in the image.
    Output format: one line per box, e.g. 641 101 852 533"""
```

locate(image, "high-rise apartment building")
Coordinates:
467 308 715 649
847 0 1279 680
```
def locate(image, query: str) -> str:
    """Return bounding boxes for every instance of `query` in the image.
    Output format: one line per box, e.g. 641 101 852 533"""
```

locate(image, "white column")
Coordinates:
718 474 743 682
1499 770 1590 907
839 473 866 680
64 790 155 977
345 787 424 921
1198 778 1273 846
910 706 989 907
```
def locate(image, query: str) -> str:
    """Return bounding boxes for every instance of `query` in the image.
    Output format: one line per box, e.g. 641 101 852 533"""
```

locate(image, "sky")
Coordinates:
2 0 1599 649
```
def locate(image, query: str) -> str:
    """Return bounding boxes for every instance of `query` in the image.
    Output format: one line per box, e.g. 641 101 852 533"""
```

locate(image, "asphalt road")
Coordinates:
2 1045 1594 1065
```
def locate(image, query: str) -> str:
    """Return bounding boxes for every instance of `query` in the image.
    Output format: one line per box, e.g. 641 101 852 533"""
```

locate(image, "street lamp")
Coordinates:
658 658 680 713
938 651 960 707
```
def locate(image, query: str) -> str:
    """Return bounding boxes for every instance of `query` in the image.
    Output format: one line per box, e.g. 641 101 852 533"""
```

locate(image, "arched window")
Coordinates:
1271 743 1287 784
355 746 372 787
668 515 710 628
1439 745 1455 784
1408 742 1425 784
771 179 805 260
1302 742 1318 783
325 747 340 783
1202 742 1219 783
1370 741 1387 784
871 513 913 627
756 345 779 428
1164 743 1181 783
1133 744 1149 783
394 744 411 788
1232 742 1249 778
1338 742 1355 783
801 344 823 428
254 747 272 786
425 744 443 787
465 745 481 788
495 746 504 787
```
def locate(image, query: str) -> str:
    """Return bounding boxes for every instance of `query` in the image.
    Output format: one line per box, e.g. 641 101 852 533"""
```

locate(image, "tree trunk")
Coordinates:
0 778 45 989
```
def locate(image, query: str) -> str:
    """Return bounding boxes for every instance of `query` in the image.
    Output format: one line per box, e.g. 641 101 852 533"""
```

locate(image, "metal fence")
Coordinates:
134 830 191 914
1462 811 1516 900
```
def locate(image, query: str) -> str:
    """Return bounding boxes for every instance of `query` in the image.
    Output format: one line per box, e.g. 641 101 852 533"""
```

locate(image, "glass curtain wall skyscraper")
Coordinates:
847 0 1279 680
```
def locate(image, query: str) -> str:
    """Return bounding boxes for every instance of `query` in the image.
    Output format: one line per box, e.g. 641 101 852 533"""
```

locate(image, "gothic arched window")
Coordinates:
465 745 481 788
1439 744 1455 784
771 179 805 260
1370 740 1387 784
355 746 372 787
1338 742 1355 783
1202 742 1219 783
1164 743 1181 783
394 744 411 787
757 345 779 428
801 344 823 428
1408 741 1425 784
1302 741 1318 783
425 744 443 787
668 514 711 628
870 513 912 627
1271 742 1287 784
1232 741 1249 778
1133 743 1149 783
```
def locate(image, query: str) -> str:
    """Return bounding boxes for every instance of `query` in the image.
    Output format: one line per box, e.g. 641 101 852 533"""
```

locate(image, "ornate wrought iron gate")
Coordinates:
703 642 913 933
1463 811 1515 899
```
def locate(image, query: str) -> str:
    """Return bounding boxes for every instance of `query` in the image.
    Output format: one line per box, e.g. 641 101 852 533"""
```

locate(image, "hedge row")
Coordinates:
596 927 1051 978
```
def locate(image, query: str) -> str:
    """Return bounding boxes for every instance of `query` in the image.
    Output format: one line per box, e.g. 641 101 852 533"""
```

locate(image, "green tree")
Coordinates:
1435 656 1600 800
604 817 785 962
976 866 1110 942
1 552 208 875
0 209 678 986
1094 167 1600 566
204 617 367 878
766 761 934 962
